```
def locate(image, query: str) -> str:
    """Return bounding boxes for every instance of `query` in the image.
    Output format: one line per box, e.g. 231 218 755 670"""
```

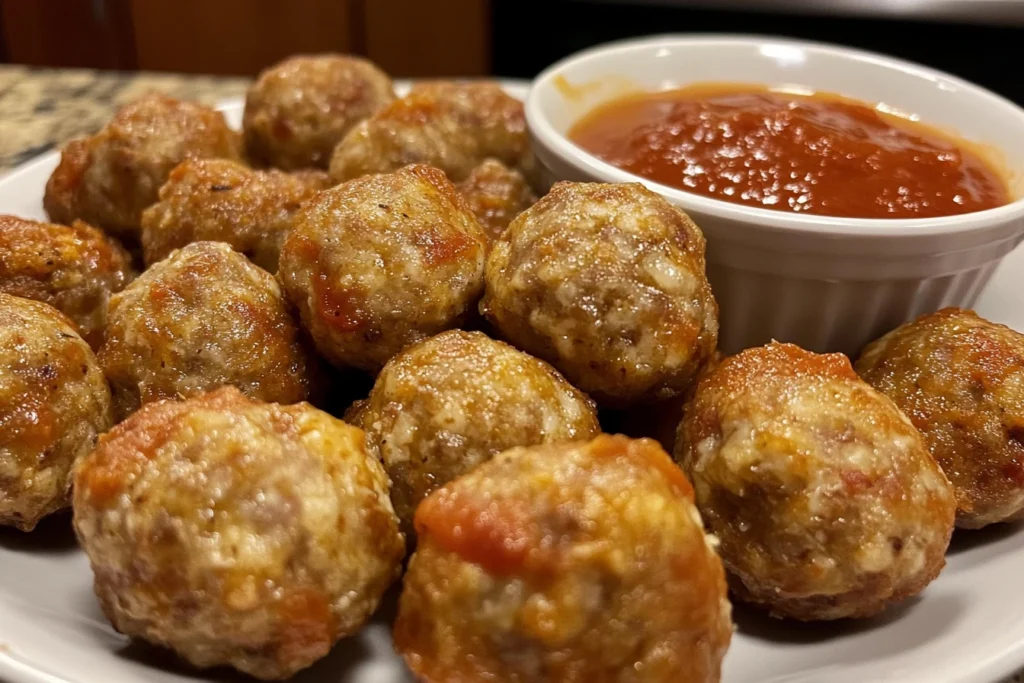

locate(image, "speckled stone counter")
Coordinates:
0 65 248 171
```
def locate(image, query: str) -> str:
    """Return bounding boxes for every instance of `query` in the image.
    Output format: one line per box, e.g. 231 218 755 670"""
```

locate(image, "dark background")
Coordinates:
492 0 1024 103
2 0 1023 104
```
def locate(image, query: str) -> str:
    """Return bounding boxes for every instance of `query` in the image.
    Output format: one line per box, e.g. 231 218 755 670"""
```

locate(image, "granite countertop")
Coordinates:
0 63 1021 683
0 64 248 171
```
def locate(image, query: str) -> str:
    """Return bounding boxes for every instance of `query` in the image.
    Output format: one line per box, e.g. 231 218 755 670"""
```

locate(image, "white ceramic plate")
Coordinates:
2 81 1024 683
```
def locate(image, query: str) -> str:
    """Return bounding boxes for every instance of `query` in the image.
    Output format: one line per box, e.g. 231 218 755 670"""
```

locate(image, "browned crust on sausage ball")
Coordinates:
0 293 112 530
44 94 242 240
43 138 91 228
348 329 600 534
279 164 487 372
99 241 320 421
481 181 719 408
0 215 133 348
454 157 536 242
243 54 395 171
73 386 403 679
329 81 543 190
456 158 537 242
857 308 1024 528
140 158 327 272
676 342 956 620
394 434 732 683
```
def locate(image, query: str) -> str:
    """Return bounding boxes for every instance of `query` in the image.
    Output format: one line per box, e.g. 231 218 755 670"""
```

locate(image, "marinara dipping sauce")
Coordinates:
568 83 1011 218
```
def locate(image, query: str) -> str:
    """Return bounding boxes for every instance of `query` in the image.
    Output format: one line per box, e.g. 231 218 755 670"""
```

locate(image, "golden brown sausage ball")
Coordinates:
456 158 537 241
676 343 956 621
99 241 319 421
329 81 542 189
279 164 487 372
394 434 732 682
44 94 242 240
347 329 600 534
140 158 328 272
0 294 112 531
243 54 395 171
482 181 718 408
0 215 133 348
73 386 403 679
857 308 1024 529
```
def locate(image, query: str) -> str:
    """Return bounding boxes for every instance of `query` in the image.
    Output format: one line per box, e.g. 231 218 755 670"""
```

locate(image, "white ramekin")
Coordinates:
526 35 1024 355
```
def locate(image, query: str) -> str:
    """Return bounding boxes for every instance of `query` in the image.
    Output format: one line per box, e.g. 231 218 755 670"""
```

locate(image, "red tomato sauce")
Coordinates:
568 83 1010 219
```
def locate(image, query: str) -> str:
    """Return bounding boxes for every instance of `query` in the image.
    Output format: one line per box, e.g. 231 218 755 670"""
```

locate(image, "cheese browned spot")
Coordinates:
676 342 956 621
99 241 320 421
244 54 395 171
857 307 1024 529
0 293 111 531
44 94 241 240
482 180 718 407
396 435 732 683
73 387 403 679
279 165 487 373
141 158 326 272
354 329 599 537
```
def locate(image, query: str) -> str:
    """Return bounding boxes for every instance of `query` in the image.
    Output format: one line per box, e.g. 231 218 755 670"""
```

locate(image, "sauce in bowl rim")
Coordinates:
526 33 1024 239
567 81 1012 221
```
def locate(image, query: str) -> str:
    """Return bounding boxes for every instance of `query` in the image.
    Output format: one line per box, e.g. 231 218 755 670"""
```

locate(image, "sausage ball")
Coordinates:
279 164 487 372
457 158 537 241
329 81 542 189
857 308 1024 529
44 94 242 240
244 54 395 171
99 241 319 421
73 386 403 679
0 294 112 531
394 434 732 682
0 215 133 348
482 181 718 407
675 343 956 621
140 158 328 272
347 329 600 534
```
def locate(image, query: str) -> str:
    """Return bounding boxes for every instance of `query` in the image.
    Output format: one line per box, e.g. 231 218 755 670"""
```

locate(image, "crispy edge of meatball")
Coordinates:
328 81 544 190
857 307 1024 529
45 95 242 239
0 215 134 348
481 181 719 407
456 158 538 242
140 159 327 271
351 329 601 532
279 164 487 372
394 435 732 683
243 54 397 171
99 241 321 421
73 386 404 679
43 138 90 227
677 342 955 620
0 294 112 530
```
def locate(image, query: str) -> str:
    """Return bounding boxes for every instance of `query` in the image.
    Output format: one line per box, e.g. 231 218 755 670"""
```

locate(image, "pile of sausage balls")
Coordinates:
1 52 1022 682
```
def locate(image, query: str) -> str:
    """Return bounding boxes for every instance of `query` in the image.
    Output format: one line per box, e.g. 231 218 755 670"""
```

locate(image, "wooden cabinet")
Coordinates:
128 0 357 75
361 0 490 77
0 0 135 70
0 0 491 77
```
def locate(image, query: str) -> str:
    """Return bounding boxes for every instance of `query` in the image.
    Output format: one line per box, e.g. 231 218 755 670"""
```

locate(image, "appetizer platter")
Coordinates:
2 37 1024 683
